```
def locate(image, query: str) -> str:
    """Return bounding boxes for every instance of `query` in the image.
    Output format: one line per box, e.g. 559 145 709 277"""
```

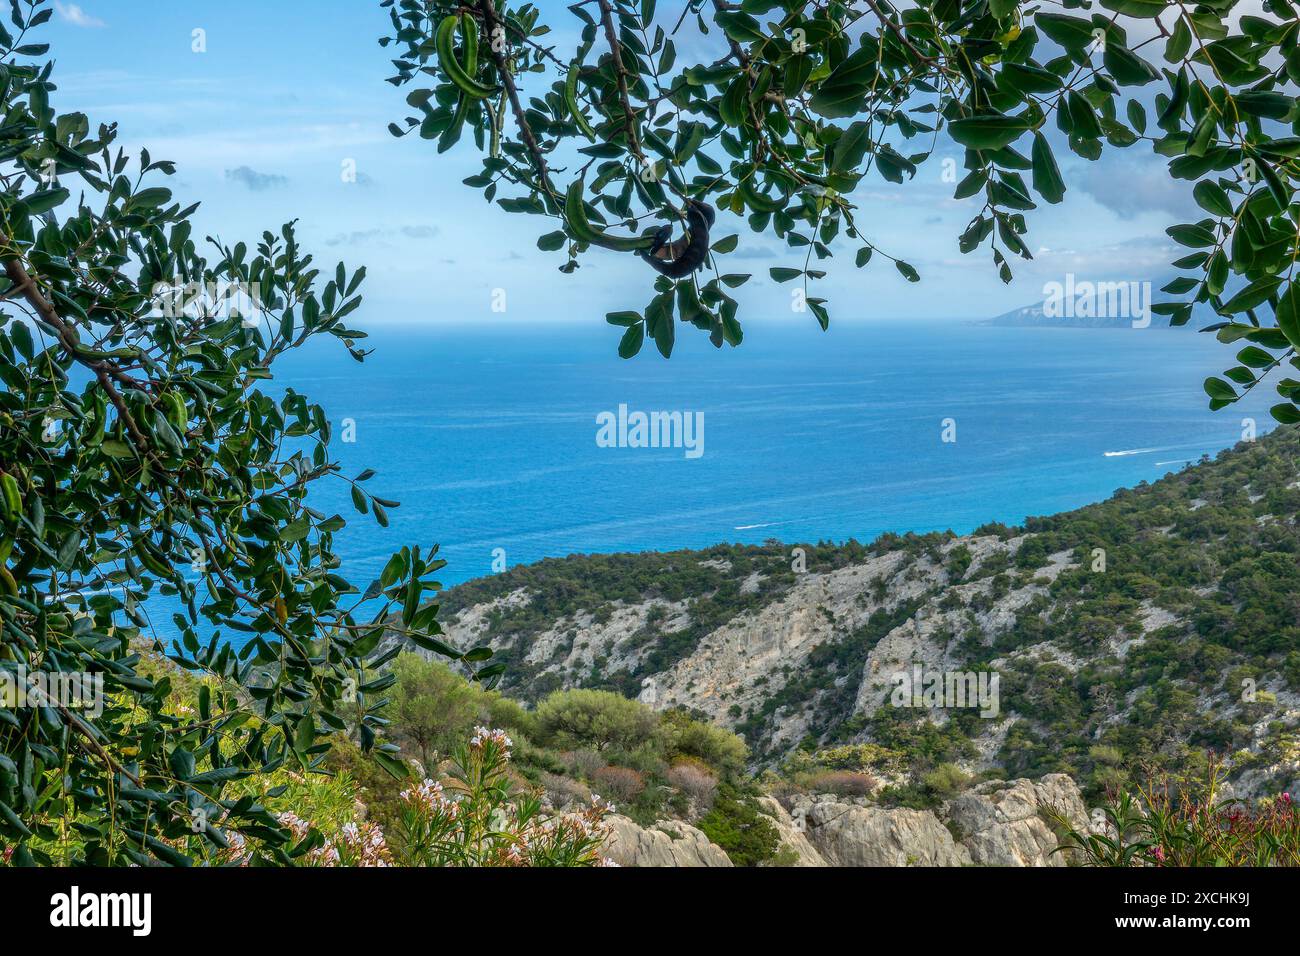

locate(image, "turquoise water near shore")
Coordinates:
271 319 1273 593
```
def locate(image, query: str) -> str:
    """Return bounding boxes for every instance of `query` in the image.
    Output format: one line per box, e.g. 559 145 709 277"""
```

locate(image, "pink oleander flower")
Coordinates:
339 820 391 867
400 777 459 817
469 726 513 754
277 811 341 866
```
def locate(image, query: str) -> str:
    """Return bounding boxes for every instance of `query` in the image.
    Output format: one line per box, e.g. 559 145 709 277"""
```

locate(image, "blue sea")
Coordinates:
149 319 1278 642
283 319 1272 581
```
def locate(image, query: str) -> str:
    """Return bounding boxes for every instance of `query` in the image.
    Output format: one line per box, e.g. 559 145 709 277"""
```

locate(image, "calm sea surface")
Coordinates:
146 319 1278 642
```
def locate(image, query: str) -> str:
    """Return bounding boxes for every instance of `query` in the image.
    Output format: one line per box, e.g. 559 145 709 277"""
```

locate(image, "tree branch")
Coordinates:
0 237 153 454
476 0 560 207
596 0 645 164
863 0 935 65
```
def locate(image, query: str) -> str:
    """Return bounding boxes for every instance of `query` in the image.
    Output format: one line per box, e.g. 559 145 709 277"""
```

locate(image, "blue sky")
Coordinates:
44 0 1198 323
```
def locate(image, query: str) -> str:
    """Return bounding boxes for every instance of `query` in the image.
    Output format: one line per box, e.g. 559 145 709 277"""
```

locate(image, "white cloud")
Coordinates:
1078 154 1195 220
55 3 105 28
225 166 288 191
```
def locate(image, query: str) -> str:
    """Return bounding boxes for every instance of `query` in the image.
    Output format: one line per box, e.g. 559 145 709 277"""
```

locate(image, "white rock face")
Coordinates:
774 774 1092 868
852 539 1061 717
647 551 917 738
600 815 733 867
945 774 1087 867
598 775 1093 867
797 798 972 867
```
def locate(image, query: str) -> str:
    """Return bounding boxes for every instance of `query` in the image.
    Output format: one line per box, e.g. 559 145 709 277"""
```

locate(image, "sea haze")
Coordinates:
262 318 1274 598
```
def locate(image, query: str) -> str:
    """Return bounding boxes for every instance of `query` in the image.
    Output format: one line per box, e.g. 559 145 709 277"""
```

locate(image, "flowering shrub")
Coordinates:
270 814 392 868
170 728 613 868
391 727 616 867
1053 760 1300 867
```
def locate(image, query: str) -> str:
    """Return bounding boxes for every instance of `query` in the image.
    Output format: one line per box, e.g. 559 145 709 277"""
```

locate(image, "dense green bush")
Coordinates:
534 688 659 753
695 785 780 867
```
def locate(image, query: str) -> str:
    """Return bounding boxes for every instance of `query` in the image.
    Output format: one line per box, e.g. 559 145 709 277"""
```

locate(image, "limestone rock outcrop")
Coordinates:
944 774 1087 867
601 815 733 867
790 795 973 867
757 796 826 866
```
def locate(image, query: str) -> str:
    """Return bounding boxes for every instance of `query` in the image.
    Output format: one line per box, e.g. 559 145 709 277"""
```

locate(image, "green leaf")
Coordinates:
1126 100 1147 135
1187 110 1217 157
832 121 874 174
537 230 567 251
1104 44 1159 86
1219 276 1281 315
712 234 738 254
21 187 69 215
1164 18 1191 62
1237 346 1276 368
1031 132 1066 204
130 187 172 208
281 516 311 542
999 63 1064 95
294 715 315 755
716 11 764 43
1202 376 1237 401
1166 223 1217 247
1236 91 1293 120
1192 180 1233 217
808 46 877 118
1100 0 1168 17
1276 282 1300 350
649 292 675 358
617 322 644 358
948 114 1032 151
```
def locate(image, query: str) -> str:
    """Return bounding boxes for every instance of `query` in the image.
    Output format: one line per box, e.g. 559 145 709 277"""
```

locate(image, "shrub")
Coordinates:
666 761 719 813
324 737 411 835
1053 760 1300 868
539 773 592 811
658 709 749 777
562 748 608 780
805 770 878 798
358 729 613 867
696 786 780 867
389 654 492 771
922 763 972 798
792 743 906 775
591 766 647 805
487 694 536 739
0 11 468 865
534 689 657 753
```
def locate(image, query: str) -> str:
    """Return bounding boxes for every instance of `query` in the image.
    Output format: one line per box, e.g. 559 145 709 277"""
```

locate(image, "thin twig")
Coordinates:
596 0 645 163
476 0 561 206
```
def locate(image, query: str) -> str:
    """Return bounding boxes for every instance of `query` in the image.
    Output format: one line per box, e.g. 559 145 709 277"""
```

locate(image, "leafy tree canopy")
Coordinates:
381 0 1300 422
0 0 495 865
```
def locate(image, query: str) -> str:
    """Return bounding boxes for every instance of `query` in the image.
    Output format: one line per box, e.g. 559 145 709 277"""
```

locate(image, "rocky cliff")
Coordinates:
601 773 1095 867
